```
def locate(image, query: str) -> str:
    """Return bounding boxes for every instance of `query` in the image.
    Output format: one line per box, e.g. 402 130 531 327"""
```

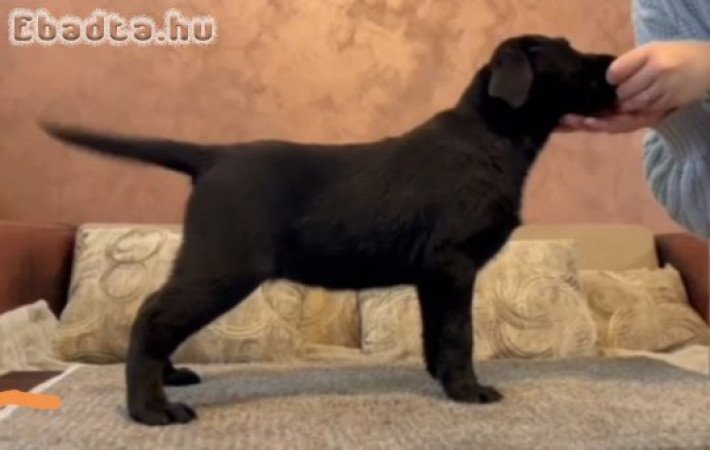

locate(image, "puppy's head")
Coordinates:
485 35 617 117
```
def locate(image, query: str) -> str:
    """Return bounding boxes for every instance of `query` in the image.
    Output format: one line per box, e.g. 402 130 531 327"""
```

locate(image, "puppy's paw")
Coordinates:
164 367 201 386
129 402 197 426
445 381 503 404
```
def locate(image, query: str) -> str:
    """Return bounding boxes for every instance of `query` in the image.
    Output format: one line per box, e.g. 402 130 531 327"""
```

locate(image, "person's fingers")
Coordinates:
616 63 657 102
560 114 586 127
556 123 598 133
556 114 601 133
619 81 664 112
575 117 612 132
647 92 672 112
581 115 642 133
555 125 575 133
607 46 650 85
558 109 667 134
580 117 614 132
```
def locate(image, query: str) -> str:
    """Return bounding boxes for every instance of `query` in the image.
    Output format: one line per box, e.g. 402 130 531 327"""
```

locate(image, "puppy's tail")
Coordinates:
42 123 216 178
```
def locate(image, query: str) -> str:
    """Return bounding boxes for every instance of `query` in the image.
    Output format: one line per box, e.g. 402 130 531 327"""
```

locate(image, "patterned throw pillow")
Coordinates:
299 288 360 348
580 266 709 351
0 300 69 372
54 225 305 363
359 286 422 360
359 240 599 361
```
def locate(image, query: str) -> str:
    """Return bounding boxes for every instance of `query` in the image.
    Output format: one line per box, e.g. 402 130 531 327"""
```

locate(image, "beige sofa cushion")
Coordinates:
360 240 599 361
0 299 69 373
54 225 305 363
511 224 658 270
299 288 360 348
580 266 709 351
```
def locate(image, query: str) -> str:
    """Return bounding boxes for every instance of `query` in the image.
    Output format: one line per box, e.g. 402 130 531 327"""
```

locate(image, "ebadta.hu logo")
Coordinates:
8 8 217 46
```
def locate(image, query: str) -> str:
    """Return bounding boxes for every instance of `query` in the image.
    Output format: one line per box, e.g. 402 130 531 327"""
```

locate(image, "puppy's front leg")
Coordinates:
418 274 502 404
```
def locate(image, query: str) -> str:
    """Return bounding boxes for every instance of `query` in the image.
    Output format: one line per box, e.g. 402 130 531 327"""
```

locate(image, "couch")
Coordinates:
1 220 706 323
1 220 709 449
1 218 708 367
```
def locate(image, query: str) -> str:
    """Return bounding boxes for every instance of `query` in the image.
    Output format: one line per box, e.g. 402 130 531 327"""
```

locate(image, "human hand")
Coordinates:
558 109 670 134
555 41 710 134
609 41 710 112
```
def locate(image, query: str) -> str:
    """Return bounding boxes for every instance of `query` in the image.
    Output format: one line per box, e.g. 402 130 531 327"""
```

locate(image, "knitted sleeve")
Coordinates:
633 0 710 237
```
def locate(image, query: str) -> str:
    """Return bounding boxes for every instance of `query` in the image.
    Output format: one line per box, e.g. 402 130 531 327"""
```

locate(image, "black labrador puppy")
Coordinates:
44 35 617 426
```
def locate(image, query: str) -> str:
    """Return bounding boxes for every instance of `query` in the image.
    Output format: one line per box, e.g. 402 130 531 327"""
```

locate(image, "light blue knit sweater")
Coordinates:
633 0 710 237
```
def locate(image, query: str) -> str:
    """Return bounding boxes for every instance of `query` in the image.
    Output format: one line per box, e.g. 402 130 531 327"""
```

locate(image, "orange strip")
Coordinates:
0 390 61 410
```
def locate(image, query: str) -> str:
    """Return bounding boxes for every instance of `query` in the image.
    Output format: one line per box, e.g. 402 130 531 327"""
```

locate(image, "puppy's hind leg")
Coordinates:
416 283 444 379
125 269 262 426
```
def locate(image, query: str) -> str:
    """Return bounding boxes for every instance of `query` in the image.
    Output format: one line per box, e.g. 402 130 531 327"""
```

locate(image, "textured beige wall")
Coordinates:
0 0 682 232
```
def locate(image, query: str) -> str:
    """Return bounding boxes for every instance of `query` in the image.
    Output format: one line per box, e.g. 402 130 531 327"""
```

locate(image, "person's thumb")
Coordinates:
607 46 650 86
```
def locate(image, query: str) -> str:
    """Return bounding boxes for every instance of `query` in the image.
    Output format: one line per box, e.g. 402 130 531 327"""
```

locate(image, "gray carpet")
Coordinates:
1 358 709 449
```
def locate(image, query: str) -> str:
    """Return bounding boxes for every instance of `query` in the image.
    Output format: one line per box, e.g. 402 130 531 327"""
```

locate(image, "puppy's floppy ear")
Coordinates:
487 46 533 108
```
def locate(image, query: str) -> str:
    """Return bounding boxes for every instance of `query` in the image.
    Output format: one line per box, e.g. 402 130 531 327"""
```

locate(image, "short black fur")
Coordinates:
43 35 617 426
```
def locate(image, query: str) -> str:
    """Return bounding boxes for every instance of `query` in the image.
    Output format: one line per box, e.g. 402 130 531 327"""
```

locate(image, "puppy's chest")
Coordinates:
444 192 521 251
427 161 524 251
438 165 524 218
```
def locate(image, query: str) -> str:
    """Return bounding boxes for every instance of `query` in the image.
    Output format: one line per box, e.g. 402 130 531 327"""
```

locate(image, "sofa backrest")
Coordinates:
512 223 659 270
